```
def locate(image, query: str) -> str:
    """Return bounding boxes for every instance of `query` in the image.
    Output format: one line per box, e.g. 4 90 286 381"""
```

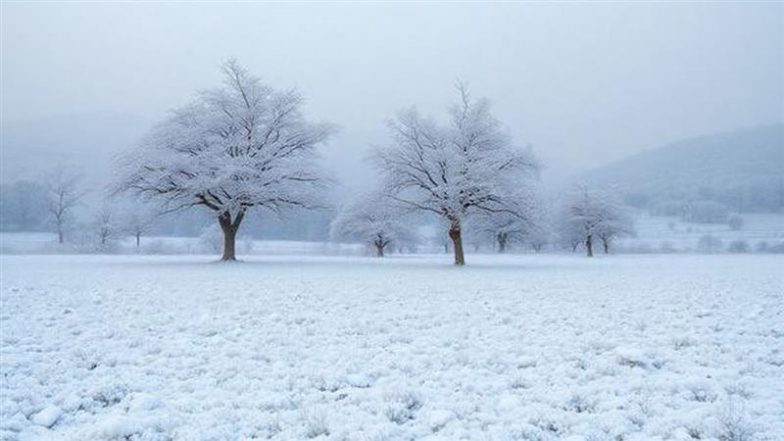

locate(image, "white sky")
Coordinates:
2 2 782 184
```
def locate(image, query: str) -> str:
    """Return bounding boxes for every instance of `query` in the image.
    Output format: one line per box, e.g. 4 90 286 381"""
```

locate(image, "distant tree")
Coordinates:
683 200 729 224
118 60 333 260
92 203 117 250
374 84 539 265
331 191 413 257
727 214 744 231
727 240 749 253
118 201 158 248
559 185 634 257
46 167 85 244
526 218 553 253
474 192 543 253
697 234 723 253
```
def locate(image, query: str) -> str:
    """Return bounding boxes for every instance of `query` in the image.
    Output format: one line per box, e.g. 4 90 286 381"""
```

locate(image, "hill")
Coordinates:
582 124 784 213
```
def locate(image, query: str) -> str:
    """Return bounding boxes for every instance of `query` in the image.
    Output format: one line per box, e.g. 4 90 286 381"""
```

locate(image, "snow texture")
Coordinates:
1 254 782 440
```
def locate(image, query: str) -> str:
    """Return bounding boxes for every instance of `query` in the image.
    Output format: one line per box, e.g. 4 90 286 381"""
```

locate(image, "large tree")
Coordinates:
374 86 539 265
330 191 413 257
118 61 333 260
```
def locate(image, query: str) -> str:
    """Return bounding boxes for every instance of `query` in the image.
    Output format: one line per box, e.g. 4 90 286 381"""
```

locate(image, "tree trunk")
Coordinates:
497 233 507 253
57 224 64 244
602 238 609 254
449 224 465 266
375 242 385 257
586 235 593 257
218 210 244 261
136 232 141 248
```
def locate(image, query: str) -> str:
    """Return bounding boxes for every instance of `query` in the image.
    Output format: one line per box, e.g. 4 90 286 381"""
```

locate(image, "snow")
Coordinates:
1 254 782 440
618 213 784 252
30 405 61 428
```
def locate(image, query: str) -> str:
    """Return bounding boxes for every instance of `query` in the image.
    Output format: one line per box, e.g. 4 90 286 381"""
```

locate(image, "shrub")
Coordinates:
383 389 422 424
728 240 749 253
697 234 723 253
684 201 730 224
727 215 744 231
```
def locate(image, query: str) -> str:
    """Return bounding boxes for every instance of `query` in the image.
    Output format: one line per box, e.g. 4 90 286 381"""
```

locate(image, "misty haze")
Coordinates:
1 2 782 440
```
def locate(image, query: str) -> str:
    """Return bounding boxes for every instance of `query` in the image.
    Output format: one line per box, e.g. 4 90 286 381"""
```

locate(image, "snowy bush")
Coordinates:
697 234 723 253
382 389 422 424
728 240 749 253
660 241 677 253
728 214 744 231
302 410 330 438
683 200 730 224
765 241 784 253
716 399 756 441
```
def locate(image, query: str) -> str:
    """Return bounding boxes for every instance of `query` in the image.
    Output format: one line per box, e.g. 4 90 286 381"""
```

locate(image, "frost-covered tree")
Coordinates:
474 191 544 253
118 60 333 260
92 203 117 250
330 191 413 257
559 185 634 257
46 167 84 244
118 201 158 248
374 85 539 265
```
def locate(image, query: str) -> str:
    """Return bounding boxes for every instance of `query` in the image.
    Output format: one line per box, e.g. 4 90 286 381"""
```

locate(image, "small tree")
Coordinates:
697 234 723 253
727 215 744 231
374 85 539 265
92 204 117 250
559 185 633 257
475 191 544 253
118 60 333 260
331 191 412 257
46 166 84 244
118 201 157 248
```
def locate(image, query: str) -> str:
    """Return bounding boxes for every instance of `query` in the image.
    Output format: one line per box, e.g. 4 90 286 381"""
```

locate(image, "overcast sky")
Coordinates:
2 2 782 185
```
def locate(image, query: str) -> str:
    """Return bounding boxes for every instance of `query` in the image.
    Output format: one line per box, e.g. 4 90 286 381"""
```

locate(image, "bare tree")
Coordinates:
474 191 543 253
92 204 117 250
117 200 158 248
374 85 539 265
46 167 84 244
330 191 413 257
118 60 333 260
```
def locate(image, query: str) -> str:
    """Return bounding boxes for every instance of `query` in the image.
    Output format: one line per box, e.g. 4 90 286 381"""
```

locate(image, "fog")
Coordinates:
2 2 782 188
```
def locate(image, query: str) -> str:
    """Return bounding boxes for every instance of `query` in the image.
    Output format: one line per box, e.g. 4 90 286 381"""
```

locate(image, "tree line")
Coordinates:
2 61 633 263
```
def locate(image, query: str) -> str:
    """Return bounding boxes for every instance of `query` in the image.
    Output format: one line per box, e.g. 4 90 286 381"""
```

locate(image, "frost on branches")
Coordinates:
117 60 333 260
559 185 634 257
472 190 546 253
330 191 414 257
374 85 540 265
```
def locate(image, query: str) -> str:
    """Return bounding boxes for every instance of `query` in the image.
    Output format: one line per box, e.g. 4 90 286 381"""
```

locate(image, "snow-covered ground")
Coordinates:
1 254 782 440
617 213 784 252
0 233 364 256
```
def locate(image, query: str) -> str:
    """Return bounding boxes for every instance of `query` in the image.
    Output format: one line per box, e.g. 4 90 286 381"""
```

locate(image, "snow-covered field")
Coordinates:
1 254 782 441
618 213 784 253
